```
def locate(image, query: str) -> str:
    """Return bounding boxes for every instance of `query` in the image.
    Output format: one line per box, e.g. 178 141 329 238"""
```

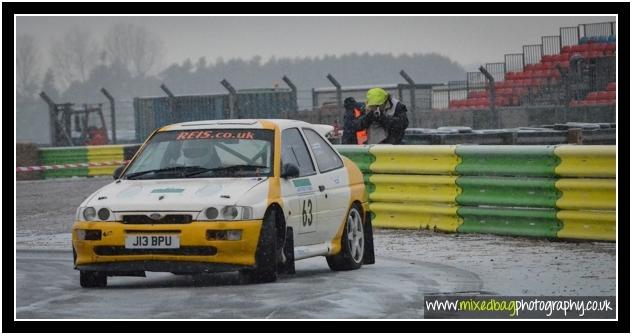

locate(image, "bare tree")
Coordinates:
16 34 40 97
104 22 164 77
50 27 98 88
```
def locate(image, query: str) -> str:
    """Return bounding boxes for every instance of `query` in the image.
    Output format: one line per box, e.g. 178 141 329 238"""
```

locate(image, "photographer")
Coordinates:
362 87 409 144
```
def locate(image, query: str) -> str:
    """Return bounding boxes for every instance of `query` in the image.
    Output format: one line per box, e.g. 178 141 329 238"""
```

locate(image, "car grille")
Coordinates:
122 214 193 224
94 246 217 256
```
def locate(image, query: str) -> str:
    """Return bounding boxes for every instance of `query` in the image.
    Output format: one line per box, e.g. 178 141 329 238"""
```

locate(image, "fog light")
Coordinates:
226 230 242 241
206 230 242 241
76 229 102 241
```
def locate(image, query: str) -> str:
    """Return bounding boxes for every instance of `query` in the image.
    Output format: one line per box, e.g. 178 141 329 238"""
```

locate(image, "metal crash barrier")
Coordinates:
18 143 615 241
337 145 616 242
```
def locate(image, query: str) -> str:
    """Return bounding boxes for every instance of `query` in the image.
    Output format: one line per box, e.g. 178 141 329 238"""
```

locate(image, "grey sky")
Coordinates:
17 15 615 72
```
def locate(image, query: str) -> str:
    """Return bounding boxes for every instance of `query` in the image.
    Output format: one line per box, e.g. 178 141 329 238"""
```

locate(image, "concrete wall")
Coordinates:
418 105 616 129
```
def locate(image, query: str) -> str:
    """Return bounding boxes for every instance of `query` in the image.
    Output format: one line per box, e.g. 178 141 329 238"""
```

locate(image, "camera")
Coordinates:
372 108 381 118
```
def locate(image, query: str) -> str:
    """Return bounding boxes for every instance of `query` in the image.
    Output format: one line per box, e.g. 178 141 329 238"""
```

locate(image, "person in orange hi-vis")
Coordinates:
342 97 368 145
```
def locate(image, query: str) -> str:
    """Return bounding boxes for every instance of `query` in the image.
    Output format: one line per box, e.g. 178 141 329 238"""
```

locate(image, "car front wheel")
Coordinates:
239 209 279 284
79 271 107 288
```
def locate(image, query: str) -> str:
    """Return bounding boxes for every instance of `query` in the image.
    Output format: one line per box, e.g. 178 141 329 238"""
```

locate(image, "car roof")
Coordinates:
159 119 334 136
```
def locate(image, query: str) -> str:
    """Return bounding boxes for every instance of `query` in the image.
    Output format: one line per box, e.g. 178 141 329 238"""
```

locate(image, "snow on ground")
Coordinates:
16 177 616 297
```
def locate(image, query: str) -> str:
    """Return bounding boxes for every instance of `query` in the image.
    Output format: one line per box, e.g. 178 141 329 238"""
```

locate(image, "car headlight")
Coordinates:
205 207 219 220
222 206 239 220
98 208 111 220
78 207 114 221
83 207 96 221
199 206 253 220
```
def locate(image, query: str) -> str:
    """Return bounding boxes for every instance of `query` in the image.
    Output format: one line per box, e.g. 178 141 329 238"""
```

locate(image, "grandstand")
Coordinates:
433 21 616 112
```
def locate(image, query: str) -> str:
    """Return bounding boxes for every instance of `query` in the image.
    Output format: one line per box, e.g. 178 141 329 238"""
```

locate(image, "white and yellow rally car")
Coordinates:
72 119 374 287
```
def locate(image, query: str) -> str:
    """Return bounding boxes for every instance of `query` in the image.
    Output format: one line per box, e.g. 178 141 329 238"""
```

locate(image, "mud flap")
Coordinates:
278 227 296 274
363 211 376 265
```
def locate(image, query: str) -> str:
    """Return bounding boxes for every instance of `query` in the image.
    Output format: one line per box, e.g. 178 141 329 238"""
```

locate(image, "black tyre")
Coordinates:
240 209 279 284
326 204 364 271
80 271 107 288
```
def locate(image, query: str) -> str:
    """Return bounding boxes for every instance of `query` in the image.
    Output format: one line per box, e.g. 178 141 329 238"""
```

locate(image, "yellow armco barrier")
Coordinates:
369 145 460 175
369 202 462 232
87 145 124 176
556 210 616 241
554 145 616 178
555 179 616 210
369 174 460 203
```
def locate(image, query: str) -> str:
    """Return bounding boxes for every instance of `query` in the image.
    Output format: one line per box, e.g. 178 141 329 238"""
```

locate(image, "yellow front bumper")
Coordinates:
72 220 262 270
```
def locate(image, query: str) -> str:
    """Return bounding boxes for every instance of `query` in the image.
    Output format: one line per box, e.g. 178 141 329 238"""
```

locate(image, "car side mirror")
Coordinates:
281 163 300 179
113 165 126 180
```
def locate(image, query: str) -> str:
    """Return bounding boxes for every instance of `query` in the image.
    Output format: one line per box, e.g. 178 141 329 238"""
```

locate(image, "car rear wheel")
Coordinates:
326 204 364 271
79 271 107 288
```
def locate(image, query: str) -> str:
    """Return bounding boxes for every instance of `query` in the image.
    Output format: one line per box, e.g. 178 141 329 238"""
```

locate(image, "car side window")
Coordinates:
281 128 316 177
302 128 344 173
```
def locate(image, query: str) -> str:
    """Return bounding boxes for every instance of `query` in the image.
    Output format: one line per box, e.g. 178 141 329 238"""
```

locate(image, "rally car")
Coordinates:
72 119 374 287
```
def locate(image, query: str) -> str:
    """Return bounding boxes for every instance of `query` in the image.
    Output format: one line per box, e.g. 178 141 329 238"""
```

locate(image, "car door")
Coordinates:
301 128 350 245
280 128 320 246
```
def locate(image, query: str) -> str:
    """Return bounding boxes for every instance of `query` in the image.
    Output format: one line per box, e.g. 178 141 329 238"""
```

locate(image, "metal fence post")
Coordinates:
326 73 342 126
221 79 238 119
312 88 321 123
399 70 417 127
100 88 116 144
160 83 176 122
479 66 498 129
282 75 298 113
39 92 57 146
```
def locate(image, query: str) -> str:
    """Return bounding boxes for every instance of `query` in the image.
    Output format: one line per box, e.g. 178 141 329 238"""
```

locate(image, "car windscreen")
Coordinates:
124 129 274 179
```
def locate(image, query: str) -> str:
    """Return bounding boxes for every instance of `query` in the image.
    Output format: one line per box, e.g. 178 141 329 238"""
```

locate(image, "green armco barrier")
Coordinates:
335 145 374 173
40 147 88 178
456 176 560 208
455 145 560 177
457 206 562 238
363 174 374 195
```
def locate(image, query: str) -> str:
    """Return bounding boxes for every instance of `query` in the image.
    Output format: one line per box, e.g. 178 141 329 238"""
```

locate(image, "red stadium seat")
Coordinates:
586 92 599 100
561 46 571 53
606 82 616 91
587 43 600 51
596 91 609 100
606 91 616 100
605 44 616 53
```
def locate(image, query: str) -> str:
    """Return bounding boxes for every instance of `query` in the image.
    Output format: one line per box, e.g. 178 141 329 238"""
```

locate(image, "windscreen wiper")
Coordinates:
125 166 206 179
184 165 269 177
